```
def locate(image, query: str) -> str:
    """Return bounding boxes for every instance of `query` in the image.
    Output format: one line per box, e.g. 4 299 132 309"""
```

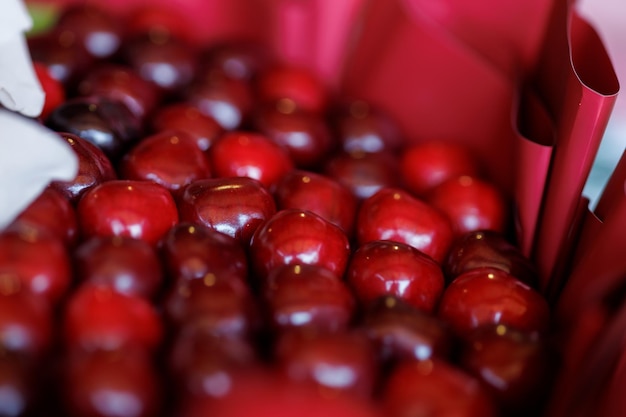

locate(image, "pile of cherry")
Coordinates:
0 4 558 417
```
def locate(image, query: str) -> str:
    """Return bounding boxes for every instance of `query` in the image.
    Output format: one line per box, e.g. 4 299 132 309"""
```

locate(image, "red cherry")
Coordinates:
125 5 197 46
73 236 164 299
50 132 117 205
275 329 378 398
255 66 329 114
0 355 36 417
120 130 212 195
199 41 270 82
437 268 550 337
382 359 497 417
355 188 454 263
250 209 351 282
33 62 66 121
63 285 163 352
177 177 276 245
209 131 294 188
400 141 479 196
0 224 71 304
77 180 179 246
347 241 445 313
360 295 453 363
263 264 356 333
427 176 509 237
273 170 358 235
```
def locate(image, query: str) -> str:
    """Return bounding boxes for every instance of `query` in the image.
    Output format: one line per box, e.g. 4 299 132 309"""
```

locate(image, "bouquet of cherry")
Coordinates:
1 1 624 417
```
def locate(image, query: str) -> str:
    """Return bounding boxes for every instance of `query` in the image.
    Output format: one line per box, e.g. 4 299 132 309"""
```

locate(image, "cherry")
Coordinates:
119 130 212 195
125 5 198 47
208 131 294 188
360 296 453 363
63 285 163 353
427 176 509 237
355 188 454 263
0 224 71 304
199 41 271 82
250 209 351 282
11 186 78 247
382 359 497 417
0 354 36 417
437 268 550 338
274 329 378 398
177 177 276 246
150 103 224 154
73 236 164 299
347 241 445 313
50 132 117 205
263 264 356 333
399 141 479 196
33 62 66 120
444 230 537 286
77 180 179 246
273 170 358 235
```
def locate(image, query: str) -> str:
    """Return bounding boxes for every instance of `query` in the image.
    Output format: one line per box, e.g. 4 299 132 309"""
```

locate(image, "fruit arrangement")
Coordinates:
0 2 620 417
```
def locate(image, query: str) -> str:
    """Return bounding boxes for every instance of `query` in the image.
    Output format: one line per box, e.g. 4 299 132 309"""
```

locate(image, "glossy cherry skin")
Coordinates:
399 141 479 196
0 355 36 417
73 236 164 299
77 180 179 246
33 62 66 120
0 224 71 304
160 222 248 287
50 132 117 205
437 268 550 338
250 209 351 282
274 329 378 398
444 230 537 286
255 66 329 114
12 186 78 247
150 103 224 154
323 151 400 200
64 348 161 417
178 177 276 246
209 131 294 188
273 170 358 235
355 188 454 263
348 241 444 313
63 285 163 353
426 176 509 237
125 5 198 46
382 359 497 417
120 130 212 195
199 41 270 82
360 296 453 364
263 264 356 333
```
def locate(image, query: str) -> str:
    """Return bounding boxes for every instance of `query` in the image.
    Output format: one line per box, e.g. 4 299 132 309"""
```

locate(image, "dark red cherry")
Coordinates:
400 141 479 196
73 236 164 299
209 131 294 188
427 176 509 237
275 329 378 398
250 209 351 282
33 62 66 121
0 355 36 417
77 180 179 246
50 132 117 205
347 241 445 313
355 188 454 263
263 264 356 333
438 268 550 338
444 230 537 286
255 66 329 114
273 170 358 235
125 5 198 46
177 177 276 246
360 296 453 363
199 41 271 82
120 130 212 195
382 359 497 417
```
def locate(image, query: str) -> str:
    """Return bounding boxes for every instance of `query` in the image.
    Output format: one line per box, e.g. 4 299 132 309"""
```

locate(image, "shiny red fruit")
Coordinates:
400 141 479 196
33 62 66 120
263 264 356 333
355 188 454 263
0 355 36 417
200 41 270 82
120 130 212 194
126 5 197 46
250 209 351 282
77 180 179 246
427 176 509 237
209 131 294 188
382 359 497 417
73 236 164 299
178 177 276 245
347 241 445 313
255 66 329 114
437 268 550 337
